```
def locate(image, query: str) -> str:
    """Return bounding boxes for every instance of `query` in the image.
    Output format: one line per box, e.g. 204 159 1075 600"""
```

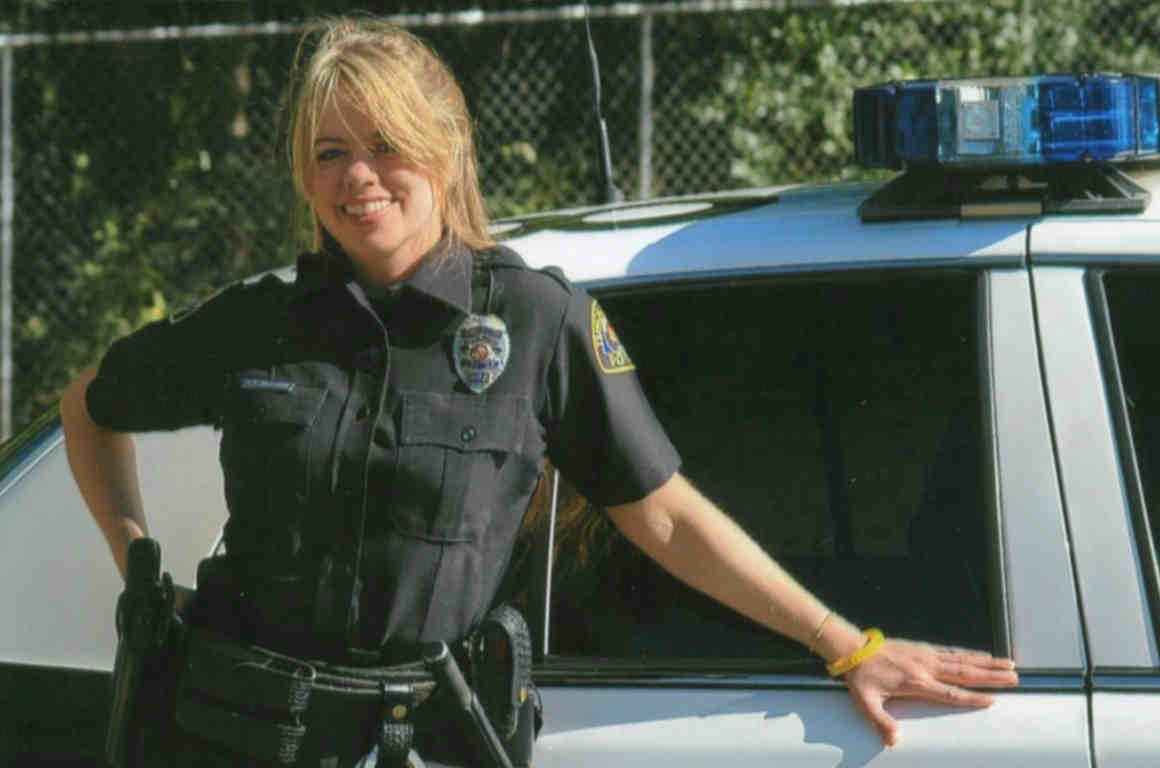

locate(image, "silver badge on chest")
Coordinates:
453 314 510 393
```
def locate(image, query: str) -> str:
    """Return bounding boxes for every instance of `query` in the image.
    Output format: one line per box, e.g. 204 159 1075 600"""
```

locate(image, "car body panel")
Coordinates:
1030 220 1160 265
1093 691 1160 768
537 687 1088 767
503 184 1029 286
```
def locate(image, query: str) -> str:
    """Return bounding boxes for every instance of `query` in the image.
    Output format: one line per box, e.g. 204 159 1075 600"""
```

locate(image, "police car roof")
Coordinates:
497 165 1160 286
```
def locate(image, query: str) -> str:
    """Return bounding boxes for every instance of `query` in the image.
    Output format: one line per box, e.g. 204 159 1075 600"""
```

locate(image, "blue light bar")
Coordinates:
855 74 1160 169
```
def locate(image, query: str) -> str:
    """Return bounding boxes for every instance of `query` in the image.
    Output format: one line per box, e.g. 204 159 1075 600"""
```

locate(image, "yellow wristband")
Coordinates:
826 628 885 677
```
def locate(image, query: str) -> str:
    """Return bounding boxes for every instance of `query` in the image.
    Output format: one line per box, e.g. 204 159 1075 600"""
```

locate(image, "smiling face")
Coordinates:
306 96 443 287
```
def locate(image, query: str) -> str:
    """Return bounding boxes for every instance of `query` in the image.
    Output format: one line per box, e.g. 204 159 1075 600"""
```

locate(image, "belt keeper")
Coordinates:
378 682 416 768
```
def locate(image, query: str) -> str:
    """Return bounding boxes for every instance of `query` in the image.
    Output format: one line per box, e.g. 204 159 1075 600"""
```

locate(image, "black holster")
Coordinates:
106 538 180 768
468 605 538 766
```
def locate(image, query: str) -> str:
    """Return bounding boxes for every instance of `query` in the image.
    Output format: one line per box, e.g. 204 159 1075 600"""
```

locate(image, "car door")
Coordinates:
526 259 1090 765
1031 219 1160 768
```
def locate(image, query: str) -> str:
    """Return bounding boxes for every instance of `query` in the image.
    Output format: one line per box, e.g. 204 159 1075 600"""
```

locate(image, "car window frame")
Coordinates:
530 267 1014 683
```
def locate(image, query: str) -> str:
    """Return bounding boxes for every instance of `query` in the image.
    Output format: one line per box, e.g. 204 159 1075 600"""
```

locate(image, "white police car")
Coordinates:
2 73 1160 766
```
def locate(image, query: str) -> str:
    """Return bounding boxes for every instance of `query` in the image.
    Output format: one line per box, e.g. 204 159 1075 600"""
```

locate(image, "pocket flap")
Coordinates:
401 392 529 453
232 379 327 428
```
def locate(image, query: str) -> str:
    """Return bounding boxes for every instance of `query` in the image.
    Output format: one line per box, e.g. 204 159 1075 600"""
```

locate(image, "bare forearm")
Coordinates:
608 474 863 662
59 366 147 579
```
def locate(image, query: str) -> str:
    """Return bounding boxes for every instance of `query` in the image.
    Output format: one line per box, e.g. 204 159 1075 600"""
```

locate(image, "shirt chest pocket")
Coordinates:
393 391 532 542
220 379 328 516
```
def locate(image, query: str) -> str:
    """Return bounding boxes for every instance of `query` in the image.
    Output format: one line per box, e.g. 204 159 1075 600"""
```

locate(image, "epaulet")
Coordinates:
537 265 572 293
243 271 295 289
475 244 528 270
475 245 572 295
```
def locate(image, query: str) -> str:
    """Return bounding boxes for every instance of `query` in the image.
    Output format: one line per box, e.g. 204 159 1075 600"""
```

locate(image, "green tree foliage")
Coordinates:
12 34 303 429
692 0 1160 187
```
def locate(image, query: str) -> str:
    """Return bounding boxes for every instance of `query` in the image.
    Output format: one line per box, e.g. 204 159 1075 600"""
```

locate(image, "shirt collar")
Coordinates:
394 237 472 314
292 237 472 315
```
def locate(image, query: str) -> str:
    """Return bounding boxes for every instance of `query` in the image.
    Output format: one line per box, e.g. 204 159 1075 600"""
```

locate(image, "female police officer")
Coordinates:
59 15 1016 765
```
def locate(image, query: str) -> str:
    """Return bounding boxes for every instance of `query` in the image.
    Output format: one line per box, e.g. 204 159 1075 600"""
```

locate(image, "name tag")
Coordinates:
239 377 296 394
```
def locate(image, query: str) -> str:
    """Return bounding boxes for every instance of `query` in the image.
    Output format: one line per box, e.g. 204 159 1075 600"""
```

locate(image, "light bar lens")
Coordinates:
855 74 1160 168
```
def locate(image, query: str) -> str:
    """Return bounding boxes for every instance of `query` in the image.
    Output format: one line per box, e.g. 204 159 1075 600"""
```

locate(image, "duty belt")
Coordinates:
107 540 537 768
176 627 438 766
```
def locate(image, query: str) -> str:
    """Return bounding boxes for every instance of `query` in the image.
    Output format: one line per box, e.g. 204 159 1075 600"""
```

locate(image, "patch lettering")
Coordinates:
590 300 634 374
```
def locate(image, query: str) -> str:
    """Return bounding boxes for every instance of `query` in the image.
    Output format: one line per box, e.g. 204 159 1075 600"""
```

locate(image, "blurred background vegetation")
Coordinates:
2 0 1158 436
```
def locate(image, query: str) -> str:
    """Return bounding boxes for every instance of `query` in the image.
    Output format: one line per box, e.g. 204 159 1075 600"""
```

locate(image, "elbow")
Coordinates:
607 474 692 553
609 496 678 553
638 506 677 547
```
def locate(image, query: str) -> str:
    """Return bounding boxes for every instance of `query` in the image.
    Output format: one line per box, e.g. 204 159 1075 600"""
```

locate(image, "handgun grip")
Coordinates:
106 537 172 768
126 537 161 587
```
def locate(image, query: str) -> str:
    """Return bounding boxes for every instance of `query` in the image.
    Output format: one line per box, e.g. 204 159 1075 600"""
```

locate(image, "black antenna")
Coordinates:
584 5 624 205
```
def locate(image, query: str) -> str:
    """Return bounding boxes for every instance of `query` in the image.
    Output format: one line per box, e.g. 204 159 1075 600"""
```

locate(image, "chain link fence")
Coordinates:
2 0 1159 437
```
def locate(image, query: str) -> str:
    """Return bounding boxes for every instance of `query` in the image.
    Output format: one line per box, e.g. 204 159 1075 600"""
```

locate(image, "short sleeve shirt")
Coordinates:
86 242 681 649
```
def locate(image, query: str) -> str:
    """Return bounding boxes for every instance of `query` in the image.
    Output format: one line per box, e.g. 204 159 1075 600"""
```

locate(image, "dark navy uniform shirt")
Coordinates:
86 241 680 656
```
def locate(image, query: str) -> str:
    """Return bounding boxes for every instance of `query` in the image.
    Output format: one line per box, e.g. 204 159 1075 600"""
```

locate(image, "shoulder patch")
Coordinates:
590 300 634 374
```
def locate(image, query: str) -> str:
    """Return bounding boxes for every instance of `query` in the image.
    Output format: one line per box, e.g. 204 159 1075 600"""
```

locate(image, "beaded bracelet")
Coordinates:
826 628 886 677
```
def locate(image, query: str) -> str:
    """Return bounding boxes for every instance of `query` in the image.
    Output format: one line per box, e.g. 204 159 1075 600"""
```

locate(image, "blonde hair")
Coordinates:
287 17 494 254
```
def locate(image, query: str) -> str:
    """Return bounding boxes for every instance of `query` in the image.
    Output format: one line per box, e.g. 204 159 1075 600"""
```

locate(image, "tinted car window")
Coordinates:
546 272 997 663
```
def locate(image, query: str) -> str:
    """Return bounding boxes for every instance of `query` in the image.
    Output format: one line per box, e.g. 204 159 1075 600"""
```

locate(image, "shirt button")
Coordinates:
460 426 477 444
